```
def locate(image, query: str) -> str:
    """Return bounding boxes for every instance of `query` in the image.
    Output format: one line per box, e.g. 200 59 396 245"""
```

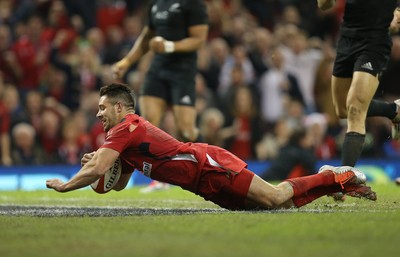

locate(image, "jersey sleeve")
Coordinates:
185 0 208 26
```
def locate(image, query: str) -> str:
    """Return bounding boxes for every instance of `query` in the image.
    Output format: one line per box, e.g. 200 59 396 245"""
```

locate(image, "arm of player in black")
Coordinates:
112 26 155 79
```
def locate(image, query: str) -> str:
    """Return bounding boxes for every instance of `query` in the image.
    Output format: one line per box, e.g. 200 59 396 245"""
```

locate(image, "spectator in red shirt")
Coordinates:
58 115 91 165
0 24 22 85
11 14 51 92
222 84 263 160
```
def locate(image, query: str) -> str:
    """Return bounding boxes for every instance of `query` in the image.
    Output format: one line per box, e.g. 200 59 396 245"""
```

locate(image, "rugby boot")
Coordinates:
318 165 367 186
342 183 377 201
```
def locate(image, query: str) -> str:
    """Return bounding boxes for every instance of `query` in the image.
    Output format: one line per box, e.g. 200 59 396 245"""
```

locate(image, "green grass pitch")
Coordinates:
0 183 399 257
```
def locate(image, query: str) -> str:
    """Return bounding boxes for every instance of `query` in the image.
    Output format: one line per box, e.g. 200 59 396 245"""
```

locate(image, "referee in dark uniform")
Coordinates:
318 0 400 168
113 0 208 143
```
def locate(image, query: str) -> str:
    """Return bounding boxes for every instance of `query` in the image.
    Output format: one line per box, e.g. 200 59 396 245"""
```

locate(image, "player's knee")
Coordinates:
178 128 198 142
270 194 288 208
347 104 364 119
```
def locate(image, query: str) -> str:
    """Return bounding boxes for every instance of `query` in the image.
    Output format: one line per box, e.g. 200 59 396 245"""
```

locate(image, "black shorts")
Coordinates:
141 66 196 106
333 36 392 78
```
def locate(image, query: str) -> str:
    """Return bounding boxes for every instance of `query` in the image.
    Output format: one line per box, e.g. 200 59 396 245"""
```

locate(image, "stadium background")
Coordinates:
1 0 400 190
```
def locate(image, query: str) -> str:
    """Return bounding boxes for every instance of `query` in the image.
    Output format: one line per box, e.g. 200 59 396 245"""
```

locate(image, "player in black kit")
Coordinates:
112 0 208 143
112 0 208 192
318 0 400 169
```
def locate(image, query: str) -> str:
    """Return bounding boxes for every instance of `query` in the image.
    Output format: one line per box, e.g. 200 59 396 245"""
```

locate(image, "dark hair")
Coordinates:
99 83 136 110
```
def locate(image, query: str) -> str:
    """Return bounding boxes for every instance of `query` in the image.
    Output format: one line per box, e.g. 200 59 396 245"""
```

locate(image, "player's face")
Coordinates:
97 96 119 132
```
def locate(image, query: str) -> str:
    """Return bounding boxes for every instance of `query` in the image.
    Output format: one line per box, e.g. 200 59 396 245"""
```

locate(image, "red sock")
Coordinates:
285 172 335 197
292 185 341 207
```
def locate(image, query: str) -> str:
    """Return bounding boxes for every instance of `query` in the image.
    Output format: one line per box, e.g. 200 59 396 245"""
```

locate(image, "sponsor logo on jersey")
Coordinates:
142 162 152 177
361 62 373 71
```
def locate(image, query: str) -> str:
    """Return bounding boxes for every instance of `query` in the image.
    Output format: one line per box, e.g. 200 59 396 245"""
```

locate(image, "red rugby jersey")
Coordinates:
100 114 208 188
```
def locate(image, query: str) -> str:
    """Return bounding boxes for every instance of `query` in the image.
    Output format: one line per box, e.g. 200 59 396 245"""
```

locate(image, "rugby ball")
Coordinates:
91 158 122 194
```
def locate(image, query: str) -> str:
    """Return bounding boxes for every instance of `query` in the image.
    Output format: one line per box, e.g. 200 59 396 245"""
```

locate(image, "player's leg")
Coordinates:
347 71 378 134
290 165 376 206
340 71 378 166
366 99 398 119
139 95 167 127
363 39 400 138
139 69 169 127
331 76 352 119
366 98 399 140
245 172 338 209
290 183 376 207
170 70 200 142
245 166 369 209
172 105 199 142
332 37 371 167
245 174 295 209
367 98 400 140
333 75 400 162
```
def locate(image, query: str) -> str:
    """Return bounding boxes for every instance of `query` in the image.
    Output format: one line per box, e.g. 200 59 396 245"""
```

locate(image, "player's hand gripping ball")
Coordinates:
91 158 122 194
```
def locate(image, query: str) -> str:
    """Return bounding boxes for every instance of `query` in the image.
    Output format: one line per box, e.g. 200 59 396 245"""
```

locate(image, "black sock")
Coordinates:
367 99 397 119
341 132 365 167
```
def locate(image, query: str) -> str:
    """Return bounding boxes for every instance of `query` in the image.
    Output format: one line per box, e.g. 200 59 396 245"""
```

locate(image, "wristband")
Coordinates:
164 41 175 53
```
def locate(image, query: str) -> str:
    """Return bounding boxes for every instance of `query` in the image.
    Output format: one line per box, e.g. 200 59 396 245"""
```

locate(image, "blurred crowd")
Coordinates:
1 0 400 168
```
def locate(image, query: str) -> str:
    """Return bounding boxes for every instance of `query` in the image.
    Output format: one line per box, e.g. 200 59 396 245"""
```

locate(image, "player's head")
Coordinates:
99 83 136 110
97 83 137 132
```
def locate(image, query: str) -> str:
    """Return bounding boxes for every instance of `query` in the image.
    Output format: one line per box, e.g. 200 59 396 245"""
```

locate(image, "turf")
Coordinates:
0 183 399 257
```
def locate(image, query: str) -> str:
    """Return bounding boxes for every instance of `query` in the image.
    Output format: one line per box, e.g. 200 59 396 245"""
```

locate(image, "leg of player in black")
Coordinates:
340 96 400 166
367 99 400 138
332 73 374 167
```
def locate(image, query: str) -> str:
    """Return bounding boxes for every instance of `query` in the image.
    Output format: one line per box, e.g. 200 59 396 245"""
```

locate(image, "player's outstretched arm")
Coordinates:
46 148 120 192
317 0 336 11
